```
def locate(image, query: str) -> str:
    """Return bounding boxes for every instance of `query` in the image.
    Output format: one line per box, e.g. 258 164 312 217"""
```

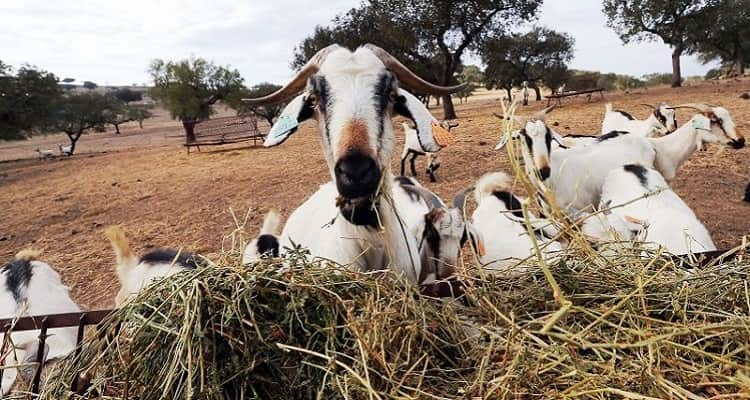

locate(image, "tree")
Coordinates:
50 93 110 154
454 65 483 104
128 105 153 129
0 63 62 140
603 0 711 87
232 83 284 125
82 81 98 90
482 26 575 101
293 0 543 119
149 58 245 142
114 88 143 103
695 0 750 76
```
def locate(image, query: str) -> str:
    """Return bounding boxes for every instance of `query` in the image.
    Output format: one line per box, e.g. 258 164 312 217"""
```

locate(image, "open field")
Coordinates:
1 79 748 310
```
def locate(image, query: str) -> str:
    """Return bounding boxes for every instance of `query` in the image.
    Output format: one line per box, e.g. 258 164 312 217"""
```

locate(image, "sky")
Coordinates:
0 0 717 87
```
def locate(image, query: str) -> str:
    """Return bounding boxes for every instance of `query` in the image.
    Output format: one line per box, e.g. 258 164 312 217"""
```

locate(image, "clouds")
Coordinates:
0 0 717 86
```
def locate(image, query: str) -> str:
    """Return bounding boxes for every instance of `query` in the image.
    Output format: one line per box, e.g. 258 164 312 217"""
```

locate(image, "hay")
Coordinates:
36 100 750 399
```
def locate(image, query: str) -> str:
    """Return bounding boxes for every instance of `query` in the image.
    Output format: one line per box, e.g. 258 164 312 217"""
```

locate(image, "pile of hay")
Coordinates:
39 243 750 399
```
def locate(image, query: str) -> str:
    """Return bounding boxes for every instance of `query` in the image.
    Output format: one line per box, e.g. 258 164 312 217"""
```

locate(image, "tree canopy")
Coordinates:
233 82 284 125
695 0 750 76
602 0 711 87
0 63 62 140
149 58 245 141
292 0 543 119
50 92 111 154
114 88 143 103
482 26 575 101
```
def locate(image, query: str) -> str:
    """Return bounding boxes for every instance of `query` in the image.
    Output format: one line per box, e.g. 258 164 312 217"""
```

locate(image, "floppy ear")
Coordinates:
263 93 314 147
394 89 442 153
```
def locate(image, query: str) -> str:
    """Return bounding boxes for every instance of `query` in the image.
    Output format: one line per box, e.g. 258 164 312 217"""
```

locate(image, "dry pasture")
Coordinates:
0 80 748 309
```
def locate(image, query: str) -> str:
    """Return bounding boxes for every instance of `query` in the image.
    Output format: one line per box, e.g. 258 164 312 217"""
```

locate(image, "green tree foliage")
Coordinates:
482 26 575 101
83 81 98 90
50 93 111 154
696 0 750 75
641 72 675 86
603 0 711 87
114 88 143 103
128 105 153 129
566 70 647 91
149 58 245 142
454 65 484 104
231 82 284 125
0 63 62 140
292 0 543 119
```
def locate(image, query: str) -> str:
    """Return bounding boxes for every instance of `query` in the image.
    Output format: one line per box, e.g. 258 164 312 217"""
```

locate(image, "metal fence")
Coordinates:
1 309 112 395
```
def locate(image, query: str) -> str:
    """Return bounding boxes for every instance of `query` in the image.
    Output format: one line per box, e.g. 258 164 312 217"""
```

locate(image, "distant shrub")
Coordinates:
641 73 676 86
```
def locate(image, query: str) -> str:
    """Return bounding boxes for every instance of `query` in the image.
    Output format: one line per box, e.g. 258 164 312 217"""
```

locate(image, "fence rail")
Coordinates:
1 309 113 395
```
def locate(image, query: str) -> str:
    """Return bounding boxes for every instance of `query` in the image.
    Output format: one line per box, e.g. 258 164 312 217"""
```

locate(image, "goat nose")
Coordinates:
731 137 745 149
334 152 381 199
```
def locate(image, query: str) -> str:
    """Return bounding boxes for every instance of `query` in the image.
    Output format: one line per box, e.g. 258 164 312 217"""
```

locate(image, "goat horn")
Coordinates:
242 44 340 105
639 103 656 110
452 187 474 210
364 43 467 95
533 105 556 121
670 103 711 112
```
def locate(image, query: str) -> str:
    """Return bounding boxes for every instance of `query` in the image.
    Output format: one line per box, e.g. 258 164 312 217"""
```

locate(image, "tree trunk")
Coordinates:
737 53 745 75
113 123 121 134
505 87 513 101
182 120 197 143
66 132 81 155
671 48 683 87
138 119 144 129
533 86 541 101
441 95 456 120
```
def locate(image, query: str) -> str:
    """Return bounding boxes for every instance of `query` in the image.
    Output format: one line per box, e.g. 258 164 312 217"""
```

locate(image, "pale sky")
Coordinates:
0 0 717 87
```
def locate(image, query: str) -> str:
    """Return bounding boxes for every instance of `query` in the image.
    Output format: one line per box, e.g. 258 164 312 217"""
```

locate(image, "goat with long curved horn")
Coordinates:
363 43 467 95
242 44 341 105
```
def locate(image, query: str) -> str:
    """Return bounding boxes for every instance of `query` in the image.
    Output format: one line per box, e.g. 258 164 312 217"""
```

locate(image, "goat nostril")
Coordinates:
334 153 381 198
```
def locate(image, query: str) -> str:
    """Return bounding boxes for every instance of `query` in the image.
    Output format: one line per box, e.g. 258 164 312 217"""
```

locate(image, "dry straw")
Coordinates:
37 102 750 399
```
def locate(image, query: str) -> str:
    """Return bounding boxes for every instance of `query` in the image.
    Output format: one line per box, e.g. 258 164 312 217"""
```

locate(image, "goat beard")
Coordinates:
336 195 380 228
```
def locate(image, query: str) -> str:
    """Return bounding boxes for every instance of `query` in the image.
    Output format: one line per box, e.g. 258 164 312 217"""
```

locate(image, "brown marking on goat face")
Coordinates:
337 119 374 158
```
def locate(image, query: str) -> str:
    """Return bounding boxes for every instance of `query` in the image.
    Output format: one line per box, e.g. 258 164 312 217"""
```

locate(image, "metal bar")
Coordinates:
70 313 88 391
0 310 111 333
31 317 49 393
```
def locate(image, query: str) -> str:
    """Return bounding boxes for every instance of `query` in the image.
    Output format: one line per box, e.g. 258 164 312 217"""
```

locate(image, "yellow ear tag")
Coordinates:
431 122 455 147
476 237 486 257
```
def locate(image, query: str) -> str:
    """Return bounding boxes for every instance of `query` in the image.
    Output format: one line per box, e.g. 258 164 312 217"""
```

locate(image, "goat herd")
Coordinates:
1 43 748 395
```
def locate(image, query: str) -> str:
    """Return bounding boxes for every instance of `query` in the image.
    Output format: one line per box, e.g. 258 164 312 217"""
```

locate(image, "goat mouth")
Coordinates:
337 195 379 227
730 138 745 149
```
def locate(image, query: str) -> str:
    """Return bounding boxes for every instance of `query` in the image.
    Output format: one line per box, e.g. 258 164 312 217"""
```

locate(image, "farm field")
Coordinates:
1 79 748 310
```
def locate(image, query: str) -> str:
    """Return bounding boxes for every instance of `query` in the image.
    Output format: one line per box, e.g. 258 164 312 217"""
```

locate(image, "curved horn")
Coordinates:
639 103 656 110
452 187 474 210
670 103 711 112
242 44 340 105
364 43 467 95
533 105 556 121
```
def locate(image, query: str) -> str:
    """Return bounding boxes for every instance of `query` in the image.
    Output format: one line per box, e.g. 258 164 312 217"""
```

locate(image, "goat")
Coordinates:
104 226 198 307
242 44 466 283
516 105 744 218
463 172 562 275
521 81 529 106
35 149 54 160
242 209 282 264
58 144 73 156
602 103 677 137
1 250 81 395
391 176 482 282
400 120 457 182
582 164 715 255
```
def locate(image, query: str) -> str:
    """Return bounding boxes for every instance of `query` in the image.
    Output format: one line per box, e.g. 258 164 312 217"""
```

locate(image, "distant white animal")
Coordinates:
35 149 54 160
602 102 677 137
105 226 198 306
1 250 81 395
400 120 457 182
582 164 716 255
58 144 73 156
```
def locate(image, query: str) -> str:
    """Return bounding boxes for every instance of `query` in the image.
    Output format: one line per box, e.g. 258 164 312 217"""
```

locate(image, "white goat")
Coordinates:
242 210 282 264
105 226 198 307
242 44 465 283
35 149 54 160
1 250 81 395
58 144 73 156
517 105 744 218
521 81 529 106
400 121 456 182
466 172 562 275
582 164 715 255
602 103 677 137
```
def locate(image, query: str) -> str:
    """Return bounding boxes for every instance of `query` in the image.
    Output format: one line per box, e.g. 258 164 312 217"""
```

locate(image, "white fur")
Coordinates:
582 165 716 254
242 210 282 264
0 256 80 395
602 103 675 137
35 149 54 160
469 172 562 275
58 144 73 156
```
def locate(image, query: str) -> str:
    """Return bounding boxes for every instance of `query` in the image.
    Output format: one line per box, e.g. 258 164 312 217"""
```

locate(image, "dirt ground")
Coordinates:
1 80 749 310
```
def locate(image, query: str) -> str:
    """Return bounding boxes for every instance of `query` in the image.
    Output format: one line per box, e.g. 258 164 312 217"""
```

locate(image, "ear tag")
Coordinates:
691 117 709 131
263 115 299 147
476 237 487 257
624 215 646 226
431 122 455 147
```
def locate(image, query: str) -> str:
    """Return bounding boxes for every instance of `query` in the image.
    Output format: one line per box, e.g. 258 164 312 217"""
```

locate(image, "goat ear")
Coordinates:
468 225 486 257
394 89 442 152
263 93 313 147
